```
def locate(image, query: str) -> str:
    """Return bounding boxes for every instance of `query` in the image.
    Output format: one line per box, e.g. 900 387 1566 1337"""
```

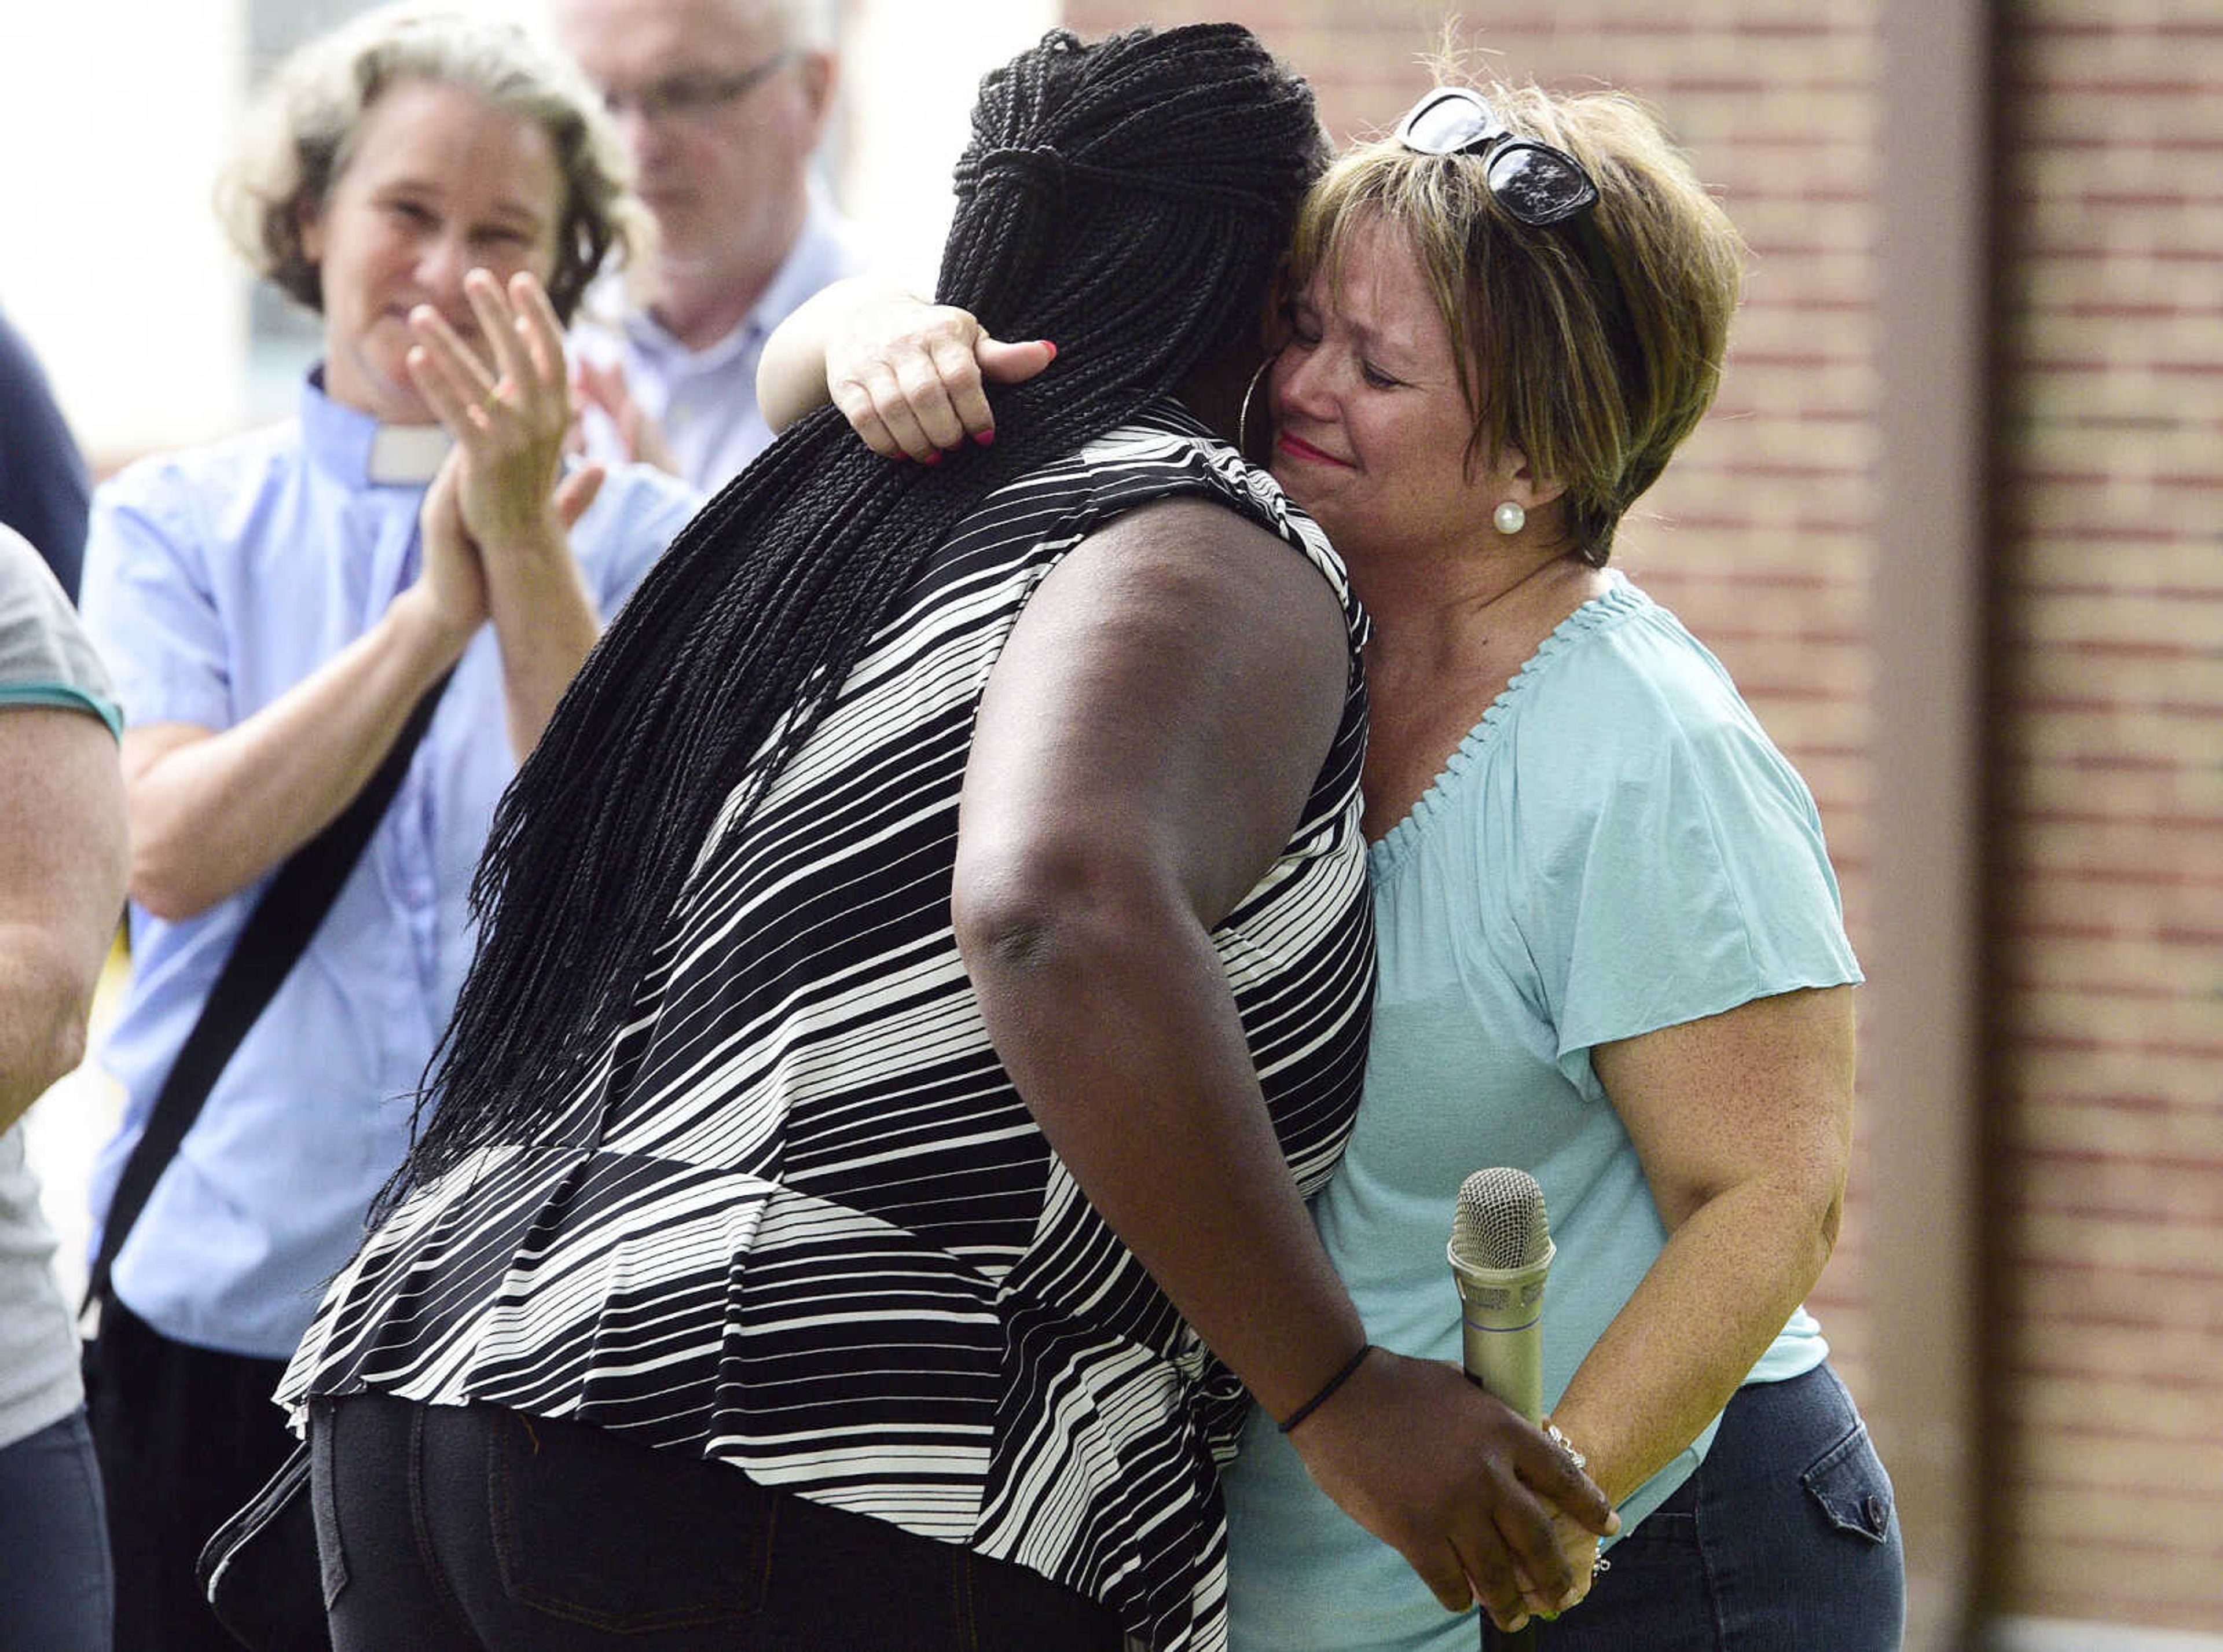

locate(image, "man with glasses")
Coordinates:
556 0 861 490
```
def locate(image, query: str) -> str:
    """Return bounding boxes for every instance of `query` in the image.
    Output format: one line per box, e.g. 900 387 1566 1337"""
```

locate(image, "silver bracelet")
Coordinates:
1546 1420 1587 1471
1544 1422 1612 1578
1538 1431 1609 1583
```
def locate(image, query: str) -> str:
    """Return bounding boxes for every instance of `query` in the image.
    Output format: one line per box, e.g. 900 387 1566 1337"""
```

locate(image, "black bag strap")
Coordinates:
83 671 454 1316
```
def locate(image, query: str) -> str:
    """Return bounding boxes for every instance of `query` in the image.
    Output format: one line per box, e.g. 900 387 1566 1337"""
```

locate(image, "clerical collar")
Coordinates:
365 423 452 485
300 369 453 487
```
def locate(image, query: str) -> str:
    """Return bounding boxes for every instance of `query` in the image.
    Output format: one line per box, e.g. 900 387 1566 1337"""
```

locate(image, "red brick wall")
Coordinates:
1988 3 2223 1631
1059 0 1887 1389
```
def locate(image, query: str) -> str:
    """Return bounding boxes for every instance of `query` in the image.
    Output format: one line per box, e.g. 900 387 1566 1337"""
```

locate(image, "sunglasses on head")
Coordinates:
1393 86 1641 398
1393 87 1600 226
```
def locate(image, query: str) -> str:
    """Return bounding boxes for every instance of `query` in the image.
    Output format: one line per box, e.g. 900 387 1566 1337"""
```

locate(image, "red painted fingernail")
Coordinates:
1041 340 1058 361
974 429 995 447
920 449 941 465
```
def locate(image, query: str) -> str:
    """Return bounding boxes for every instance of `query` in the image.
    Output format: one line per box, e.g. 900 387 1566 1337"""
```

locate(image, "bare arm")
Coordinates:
121 571 468 922
757 278 1052 454
756 277 915 436
128 270 618 916
956 498 1609 1631
1553 985 1855 1508
0 706 128 1128
956 497 1356 1416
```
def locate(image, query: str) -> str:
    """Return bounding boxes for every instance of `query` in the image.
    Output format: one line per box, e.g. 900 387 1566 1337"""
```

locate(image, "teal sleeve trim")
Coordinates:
0 681 124 739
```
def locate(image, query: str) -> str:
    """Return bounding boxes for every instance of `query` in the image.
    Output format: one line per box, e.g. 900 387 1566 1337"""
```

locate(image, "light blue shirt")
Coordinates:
77 375 699 1359
1223 574 1861 1651
573 188 863 493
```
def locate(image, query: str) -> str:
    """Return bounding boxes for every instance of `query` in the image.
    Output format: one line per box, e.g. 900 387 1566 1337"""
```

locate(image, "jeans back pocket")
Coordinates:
1800 1420 1895 1544
488 1408 772 1633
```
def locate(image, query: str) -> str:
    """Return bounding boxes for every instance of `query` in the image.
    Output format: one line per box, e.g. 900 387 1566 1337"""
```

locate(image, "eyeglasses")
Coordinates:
600 52 796 126
1393 87 1641 397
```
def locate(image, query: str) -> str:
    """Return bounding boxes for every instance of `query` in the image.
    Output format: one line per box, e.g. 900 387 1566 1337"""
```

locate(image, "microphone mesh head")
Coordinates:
1451 1168 1550 1271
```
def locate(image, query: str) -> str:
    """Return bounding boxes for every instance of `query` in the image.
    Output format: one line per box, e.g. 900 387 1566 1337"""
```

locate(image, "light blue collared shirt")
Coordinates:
78 374 699 1359
573 188 863 493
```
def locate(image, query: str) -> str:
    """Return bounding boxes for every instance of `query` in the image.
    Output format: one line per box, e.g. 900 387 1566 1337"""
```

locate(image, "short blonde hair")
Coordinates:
1286 83 1745 564
217 2 647 325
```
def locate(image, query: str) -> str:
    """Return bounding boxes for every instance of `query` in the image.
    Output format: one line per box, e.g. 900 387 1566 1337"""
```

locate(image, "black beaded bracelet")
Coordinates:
1276 1343 1374 1434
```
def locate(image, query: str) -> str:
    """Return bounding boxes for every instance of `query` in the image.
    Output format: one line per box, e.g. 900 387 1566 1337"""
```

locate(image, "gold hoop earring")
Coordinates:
1238 354 1278 458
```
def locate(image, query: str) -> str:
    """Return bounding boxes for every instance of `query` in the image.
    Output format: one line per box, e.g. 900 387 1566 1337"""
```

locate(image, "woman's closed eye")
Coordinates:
1280 304 1402 388
471 224 534 253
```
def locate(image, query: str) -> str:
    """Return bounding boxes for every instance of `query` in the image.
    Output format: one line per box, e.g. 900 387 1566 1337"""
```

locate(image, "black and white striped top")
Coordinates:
278 406 1375 1651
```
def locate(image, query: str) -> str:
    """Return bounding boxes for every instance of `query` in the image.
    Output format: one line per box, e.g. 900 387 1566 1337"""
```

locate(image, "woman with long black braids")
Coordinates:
275 25 1611 1652
769 56 1902 1652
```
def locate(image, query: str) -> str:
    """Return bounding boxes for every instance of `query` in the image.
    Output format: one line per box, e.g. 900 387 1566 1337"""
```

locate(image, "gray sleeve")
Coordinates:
0 524 116 729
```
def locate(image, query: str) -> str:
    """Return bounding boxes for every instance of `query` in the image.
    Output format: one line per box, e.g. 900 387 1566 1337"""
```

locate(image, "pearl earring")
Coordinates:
1493 500 1526 535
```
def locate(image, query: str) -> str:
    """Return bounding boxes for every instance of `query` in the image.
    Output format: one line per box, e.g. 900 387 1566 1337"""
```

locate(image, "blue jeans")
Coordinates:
0 1405 113 1652
1496 1362 1904 1650
311 1393 1128 1650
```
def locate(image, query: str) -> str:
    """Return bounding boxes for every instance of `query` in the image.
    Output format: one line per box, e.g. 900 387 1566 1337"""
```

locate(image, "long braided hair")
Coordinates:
382 25 1327 1205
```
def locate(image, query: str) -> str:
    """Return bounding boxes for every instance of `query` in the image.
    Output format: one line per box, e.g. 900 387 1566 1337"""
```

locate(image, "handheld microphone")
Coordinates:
1448 1166 1554 1422
1449 1168 1555 1649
